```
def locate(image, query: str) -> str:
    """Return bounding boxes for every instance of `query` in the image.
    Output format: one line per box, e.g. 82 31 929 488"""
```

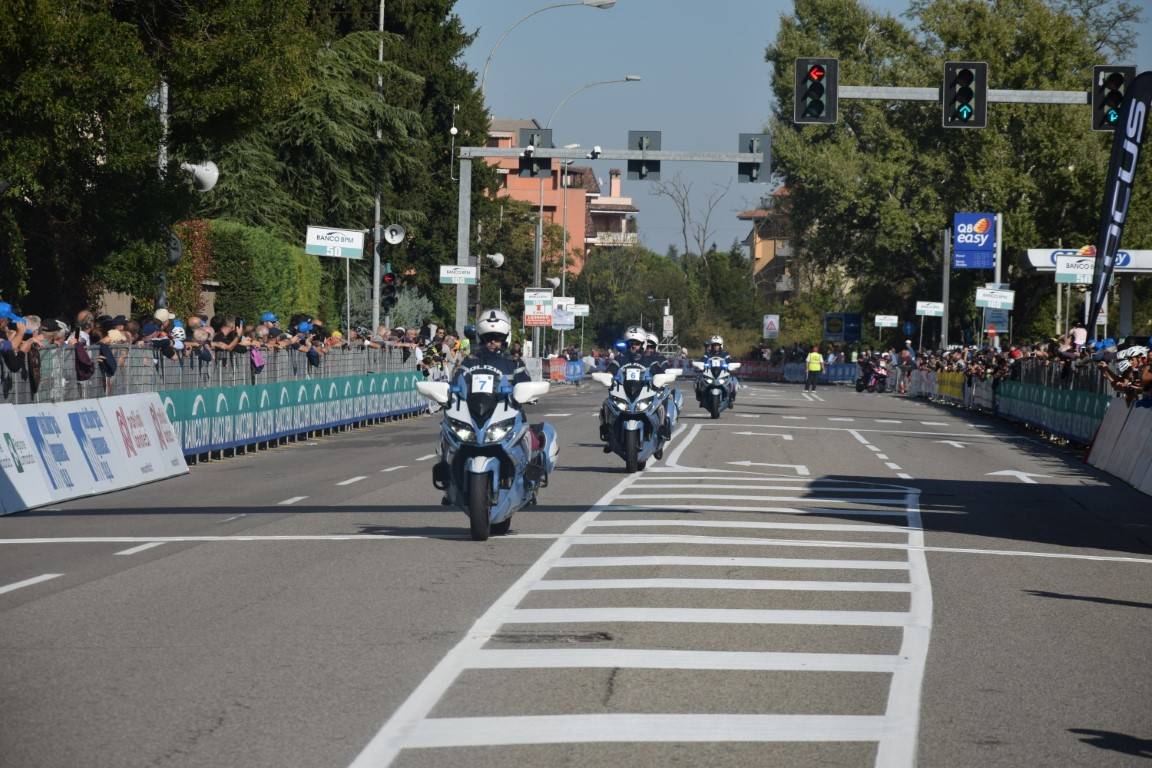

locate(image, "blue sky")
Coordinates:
453 0 1152 259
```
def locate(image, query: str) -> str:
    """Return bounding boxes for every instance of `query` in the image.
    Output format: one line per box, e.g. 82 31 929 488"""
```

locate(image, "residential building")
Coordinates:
485 118 638 275
739 188 794 302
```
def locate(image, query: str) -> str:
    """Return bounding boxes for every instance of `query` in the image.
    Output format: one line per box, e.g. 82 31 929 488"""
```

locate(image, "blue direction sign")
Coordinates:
953 212 996 269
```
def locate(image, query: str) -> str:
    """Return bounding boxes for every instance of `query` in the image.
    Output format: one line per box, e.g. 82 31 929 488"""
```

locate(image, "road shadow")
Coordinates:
1067 728 1152 758
1025 590 1152 610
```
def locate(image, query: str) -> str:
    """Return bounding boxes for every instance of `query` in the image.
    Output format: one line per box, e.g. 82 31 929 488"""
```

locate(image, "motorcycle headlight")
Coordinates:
611 396 630 410
635 397 652 411
483 420 515 443
718 371 730 380
449 419 476 443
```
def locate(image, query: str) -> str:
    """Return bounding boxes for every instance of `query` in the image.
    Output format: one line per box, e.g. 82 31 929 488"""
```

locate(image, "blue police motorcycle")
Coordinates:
592 363 679 473
692 357 742 419
416 369 556 541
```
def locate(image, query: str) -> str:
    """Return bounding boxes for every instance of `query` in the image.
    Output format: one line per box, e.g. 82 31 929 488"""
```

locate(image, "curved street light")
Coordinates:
479 0 617 96
531 74 641 355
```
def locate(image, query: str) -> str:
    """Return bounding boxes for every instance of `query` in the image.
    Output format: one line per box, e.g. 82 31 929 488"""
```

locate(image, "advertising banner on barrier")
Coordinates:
20 404 100 502
161 371 423 456
0 404 54 514
99 394 188 483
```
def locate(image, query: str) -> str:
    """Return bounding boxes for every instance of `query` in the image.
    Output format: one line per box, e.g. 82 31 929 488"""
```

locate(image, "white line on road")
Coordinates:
736 414 762 418
277 496 308 506
528 577 914 592
627 484 903 493
553 555 910 570
337 476 367 486
886 463 903 471
404 714 887 748
415 454 437 462
600 504 912 518
0 574 62 595
468 648 907 672
897 473 914 480
617 494 906 506
782 415 808 420
586 519 907 532
810 393 826 402
505 607 913 626
114 542 165 556
875 419 903 424
920 422 947 426
380 465 407 473
731 432 794 439
868 446 881 452
876 454 889 460
828 417 855 422
219 514 246 524
662 424 701 468
542 413 572 417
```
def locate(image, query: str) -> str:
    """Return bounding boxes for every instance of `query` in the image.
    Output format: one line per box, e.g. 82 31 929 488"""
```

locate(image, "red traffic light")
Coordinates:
383 273 396 285
807 64 826 82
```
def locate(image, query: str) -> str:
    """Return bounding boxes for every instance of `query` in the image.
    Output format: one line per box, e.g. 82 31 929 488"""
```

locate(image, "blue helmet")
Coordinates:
261 311 278 324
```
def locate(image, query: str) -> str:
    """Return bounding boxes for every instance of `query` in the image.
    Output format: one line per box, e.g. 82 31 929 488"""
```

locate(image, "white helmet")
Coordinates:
170 326 186 341
709 335 724 346
646 333 658 346
1118 345 1148 359
624 325 647 344
476 308 511 341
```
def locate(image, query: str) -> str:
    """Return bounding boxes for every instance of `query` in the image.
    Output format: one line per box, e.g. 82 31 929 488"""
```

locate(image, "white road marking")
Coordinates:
628 484 903 493
936 440 967 448
542 413 571 417
586 519 907 532
469 648 907 672
114 542 165 556
725 461 810 475
828 417 855 422
504 607 912 626
380 465 407 473
986 470 1051 484
553 555 910 570
875 419 903 424
847 429 871 446
415 454 437 462
0 574 62 595
528 577 913 592
404 714 887 748
810 393 826 402
600 504 911 518
782 415 807 420
886 463 903 471
867 446 881 452
801 392 813 402
277 496 308 506
219 514 246 524
731 432 794 439
617 494 905 506
876 454 889 460
337 476 368 486
920 421 947 426
662 423 701 468
736 414 762 418
897 473 914 480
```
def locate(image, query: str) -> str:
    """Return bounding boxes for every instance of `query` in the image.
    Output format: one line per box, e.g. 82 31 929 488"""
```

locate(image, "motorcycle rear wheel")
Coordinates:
468 472 491 541
624 430 640 473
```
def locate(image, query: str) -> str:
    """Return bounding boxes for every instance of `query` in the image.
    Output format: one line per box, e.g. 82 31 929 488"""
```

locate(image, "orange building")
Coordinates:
738 187 795 302
486 118 638 275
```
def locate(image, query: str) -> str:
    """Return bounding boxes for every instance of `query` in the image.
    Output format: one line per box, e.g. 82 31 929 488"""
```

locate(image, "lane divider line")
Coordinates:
0 573 62 595
416 454 437 462
114 542 165 556
381 466 407 473
277 496 308 506
337 476 368 486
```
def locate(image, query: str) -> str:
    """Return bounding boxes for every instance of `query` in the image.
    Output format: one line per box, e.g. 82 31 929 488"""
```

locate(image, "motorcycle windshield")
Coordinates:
619 365 647 400
463 368 502 425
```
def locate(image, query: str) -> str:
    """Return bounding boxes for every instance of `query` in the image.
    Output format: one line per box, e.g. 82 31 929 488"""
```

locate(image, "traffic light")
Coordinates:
382 264 398 312
793 58 838 125
943 61 988 128
518 127 552 178
627 131 661 180
1092 65 1136 131
737 133 770 183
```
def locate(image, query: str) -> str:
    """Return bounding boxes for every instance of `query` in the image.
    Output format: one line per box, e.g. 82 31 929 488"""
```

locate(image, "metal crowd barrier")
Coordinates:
0 344 419 405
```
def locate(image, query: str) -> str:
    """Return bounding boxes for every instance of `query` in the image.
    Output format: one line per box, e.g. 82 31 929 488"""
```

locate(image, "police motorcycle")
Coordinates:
692 338 741 419
645 332 684 434
592 361 679 473
414 310 558 541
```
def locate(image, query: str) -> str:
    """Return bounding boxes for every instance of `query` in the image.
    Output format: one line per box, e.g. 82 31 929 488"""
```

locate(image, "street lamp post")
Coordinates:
532 74 641 356
478 1 618 96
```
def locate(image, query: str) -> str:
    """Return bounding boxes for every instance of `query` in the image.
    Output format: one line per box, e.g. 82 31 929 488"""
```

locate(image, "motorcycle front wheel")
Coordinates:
624 429 640 473
708 394 721 419
468 472 491 541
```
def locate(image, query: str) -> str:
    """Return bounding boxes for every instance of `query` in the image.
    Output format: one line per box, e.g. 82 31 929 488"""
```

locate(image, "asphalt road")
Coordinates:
2 381 1150 767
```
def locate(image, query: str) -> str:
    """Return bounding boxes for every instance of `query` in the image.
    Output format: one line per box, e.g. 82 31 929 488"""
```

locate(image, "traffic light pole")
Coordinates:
837 85 1089 105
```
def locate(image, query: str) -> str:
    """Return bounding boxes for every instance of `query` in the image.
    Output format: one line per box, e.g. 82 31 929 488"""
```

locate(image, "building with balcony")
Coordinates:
485 119 639 275
739 188 794 302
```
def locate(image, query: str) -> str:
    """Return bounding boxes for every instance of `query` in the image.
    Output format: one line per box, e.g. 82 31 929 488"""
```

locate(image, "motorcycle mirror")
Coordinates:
512 381 550 404
415 381 450 405
590 372 614 387
651 373 672 389
664 368 682 377
691 361 705 370
727 362 741 372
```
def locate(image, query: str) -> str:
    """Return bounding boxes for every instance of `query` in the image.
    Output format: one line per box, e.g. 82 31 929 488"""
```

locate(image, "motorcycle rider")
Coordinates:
601 325 671 447
696 335 737 406
645 332 678 438
442 308 548 490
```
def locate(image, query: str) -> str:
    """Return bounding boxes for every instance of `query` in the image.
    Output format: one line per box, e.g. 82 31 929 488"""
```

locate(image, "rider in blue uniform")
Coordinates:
600 325 674 446
455 308 531 386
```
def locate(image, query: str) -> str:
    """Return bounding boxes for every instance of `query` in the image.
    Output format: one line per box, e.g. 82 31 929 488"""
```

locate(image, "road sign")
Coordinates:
874 314 898 328
1055 255 1094 284
305 226 365 259
916 301 944 317
438 265 477 285
763 314 780 339
524 288 553 327
570 304 590 317
975 287 1015 309
551 309 575 331
984 308 1010 333
662 315 674 336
